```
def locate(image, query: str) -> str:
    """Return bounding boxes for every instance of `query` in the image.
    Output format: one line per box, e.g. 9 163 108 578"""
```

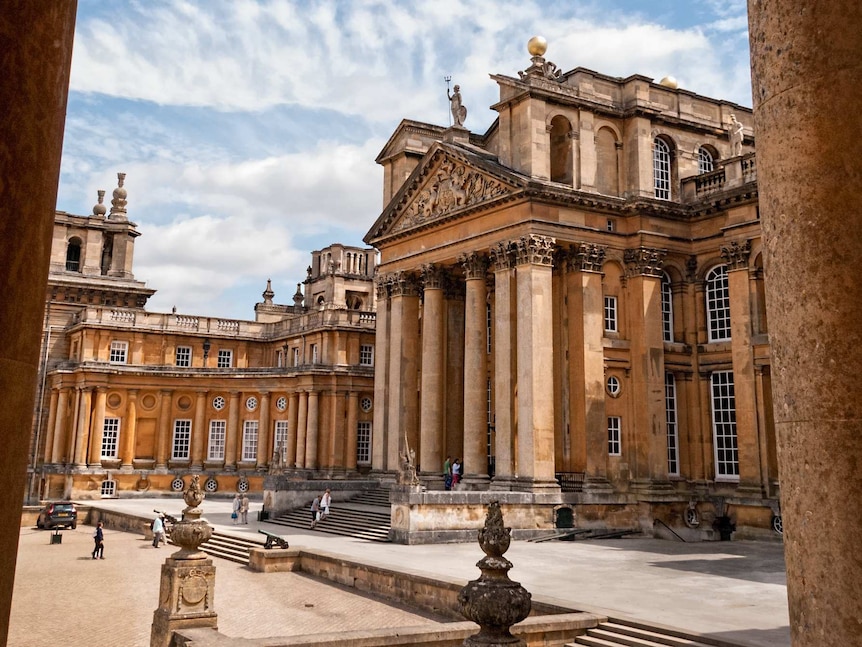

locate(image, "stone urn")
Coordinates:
171 474 213 560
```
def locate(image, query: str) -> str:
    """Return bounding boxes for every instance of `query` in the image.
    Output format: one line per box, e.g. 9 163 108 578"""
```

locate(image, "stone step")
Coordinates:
597 622 720 647
168 530 262 566
350 490 390 507
269 502 391 542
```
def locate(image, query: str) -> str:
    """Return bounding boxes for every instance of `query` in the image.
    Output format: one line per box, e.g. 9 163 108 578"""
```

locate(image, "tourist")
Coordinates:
240 493 250 524
452 458 462 488
92 522 104 559
320 489 331 520
231 493 241 525
443 456 452 490
151 514 165 548
310 495 321 529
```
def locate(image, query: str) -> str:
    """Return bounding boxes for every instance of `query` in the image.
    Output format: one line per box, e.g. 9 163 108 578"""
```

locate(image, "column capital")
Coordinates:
570 242 607 273
459 251 489 279
624 247 667 277
374 272 390 299
489 241 516 271
420 263 446 290
514 234 556 267
388 270 420 297
721 240 752 270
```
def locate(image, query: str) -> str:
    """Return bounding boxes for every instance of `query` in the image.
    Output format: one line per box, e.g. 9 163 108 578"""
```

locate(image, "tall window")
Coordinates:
66 238 82 272
175 346 192 367
292 348 300 367
101 418 120 459
698 146 715 174
311 344 319 364
665 373 679 476
486 302 493 354
217 349 233 368
653 138 671 200
242 420 259 462
608 417 622 455
172 420 192 460
357 421 372 464
207 420 226 461
661 272 674 343
109 340 128 364
274 420 289 457
711 371 739 479
604 295 618 333
359 344 374 366
706 265 732 342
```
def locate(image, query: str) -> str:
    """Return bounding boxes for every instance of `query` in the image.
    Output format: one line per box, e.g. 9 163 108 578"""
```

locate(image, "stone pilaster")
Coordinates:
190 390 207 471
346 392 359 471
120 390 138 470
305 391 319 469
73 388 92 468
50 388 69 464
224 392 240 471
87 387 108 467
295 391 308 469
256 392 270 470
460 252 489 488
489 242 516 489
155 390 173 471
419 263 446 486
286 392 298 468
371 275 390 471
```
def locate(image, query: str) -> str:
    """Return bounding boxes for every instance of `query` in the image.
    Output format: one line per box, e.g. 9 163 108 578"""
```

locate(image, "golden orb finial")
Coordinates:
527 36 548 57
659 76 679 89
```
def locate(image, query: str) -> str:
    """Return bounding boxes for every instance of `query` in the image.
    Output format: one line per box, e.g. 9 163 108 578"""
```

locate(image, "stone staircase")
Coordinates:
167 529 266 565
265 489 391 542
568 619 739 647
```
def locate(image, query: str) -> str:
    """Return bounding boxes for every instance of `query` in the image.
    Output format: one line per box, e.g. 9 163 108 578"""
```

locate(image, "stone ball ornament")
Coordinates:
527 35 548 57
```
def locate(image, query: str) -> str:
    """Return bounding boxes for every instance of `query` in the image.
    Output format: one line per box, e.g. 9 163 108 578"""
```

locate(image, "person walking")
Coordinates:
443 456 452 490
320 489 331 520
151 514 165 548
240 493 250 524
231 493 241 525
310 494 321 529
92 522 104 559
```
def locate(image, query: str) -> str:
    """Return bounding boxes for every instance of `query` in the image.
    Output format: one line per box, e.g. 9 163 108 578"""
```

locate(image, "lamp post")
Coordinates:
202 338 211 367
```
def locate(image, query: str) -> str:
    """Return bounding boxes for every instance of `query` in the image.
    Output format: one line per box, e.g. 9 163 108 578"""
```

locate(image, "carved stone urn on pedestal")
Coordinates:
457 501 532 646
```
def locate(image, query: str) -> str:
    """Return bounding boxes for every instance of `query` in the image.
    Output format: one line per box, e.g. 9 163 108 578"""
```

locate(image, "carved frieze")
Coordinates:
515 235 556 267
624 247 667 277
395 158 510 232
459 252 489 280
721 240 752 270
572 242 606 273
686 256 698 282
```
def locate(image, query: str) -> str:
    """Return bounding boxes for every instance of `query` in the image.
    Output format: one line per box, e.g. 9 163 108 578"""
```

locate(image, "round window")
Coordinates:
237 477 250 493
204 477 219 493
276 396 287 412
170 476 185 492
246 396 258 411
607 376 621 397
360 397 373 413
212 396 225 411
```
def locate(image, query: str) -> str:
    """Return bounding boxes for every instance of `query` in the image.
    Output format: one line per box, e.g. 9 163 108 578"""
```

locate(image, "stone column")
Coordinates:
256 391 270 470
569 243 611 492
513 236 558 492
190 391 207 470
50 388 69 464
371 277 390 471
0 3 76 641
286 392 298 468
460 252 489 488
386 272 420 471
87 387 108 466
489 242 516 488
346 392 359 471
419 264 446 486
42 389 60 464
224 392 240 470
73 388 93 468
155 390 173 471
624 247 672 494
749 4 862 644
305 390 319 469
722 241 762 494
295 391 308 469
120 390 138 470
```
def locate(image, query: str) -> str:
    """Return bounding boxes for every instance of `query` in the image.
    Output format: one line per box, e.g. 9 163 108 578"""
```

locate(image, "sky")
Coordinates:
58 0 752 320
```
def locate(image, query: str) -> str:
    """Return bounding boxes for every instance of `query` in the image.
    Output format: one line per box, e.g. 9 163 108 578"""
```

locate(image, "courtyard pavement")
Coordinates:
9 495 791 647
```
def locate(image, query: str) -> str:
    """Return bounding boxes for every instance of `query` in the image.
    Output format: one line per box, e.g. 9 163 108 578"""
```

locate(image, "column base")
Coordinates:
581 476 615 494
506 477 561 496
419 473 446 490
632 479 679 501
458 474 490 491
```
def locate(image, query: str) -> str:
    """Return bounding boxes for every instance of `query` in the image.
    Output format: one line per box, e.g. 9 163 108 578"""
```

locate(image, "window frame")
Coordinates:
653 137 671 200
356 421 372 465
711 371 739 480
665 373 680 476
172 419 192 461
242 420 259 462
100 417 120 459
175 345 192 367
359 344 374 367
706 265 732 342
274 420 289 456
661 272 674 343
603 295 618 333
608 416 622 456
698 146 715 174
217 348 233 368
207 420 226 461
109 340 128 365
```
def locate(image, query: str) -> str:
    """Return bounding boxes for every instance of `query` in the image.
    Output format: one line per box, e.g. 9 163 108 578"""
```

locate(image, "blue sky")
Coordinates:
59 0 752 319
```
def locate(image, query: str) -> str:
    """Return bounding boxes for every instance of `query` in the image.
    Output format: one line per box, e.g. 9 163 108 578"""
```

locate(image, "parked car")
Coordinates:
36 501 77 530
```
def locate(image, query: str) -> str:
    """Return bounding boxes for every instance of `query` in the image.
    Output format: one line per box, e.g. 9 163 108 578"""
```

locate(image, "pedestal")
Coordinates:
150 556 218 647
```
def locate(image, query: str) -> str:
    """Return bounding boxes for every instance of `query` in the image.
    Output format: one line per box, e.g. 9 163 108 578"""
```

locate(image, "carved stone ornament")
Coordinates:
459 252 489 279
109 172 128 219
721 240 752 270
421 263 445 290
571 242 606 273
387 270 420 297
489 241 516 271
457 501 532 646
398 433 421 487
515 235 556 267
169 474 213 560
624 247 667 277
374 273 389 300
395 158 510 232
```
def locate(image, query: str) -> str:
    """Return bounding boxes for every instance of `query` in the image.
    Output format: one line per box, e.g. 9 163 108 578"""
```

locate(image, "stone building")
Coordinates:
30 175 378 500
366 40 777 540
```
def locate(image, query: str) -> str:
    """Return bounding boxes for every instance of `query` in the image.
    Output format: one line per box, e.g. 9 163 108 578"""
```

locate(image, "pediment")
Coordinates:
369 146 523 241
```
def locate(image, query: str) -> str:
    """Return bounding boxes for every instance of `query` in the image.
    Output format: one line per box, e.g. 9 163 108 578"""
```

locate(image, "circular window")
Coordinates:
212 396 225 411
170 476 185 492
204 477 219 493
177 395 192 411
237 477 250 493
276 396 287 412
772 514 783 535
684 506 701 529
360 397 373 413
606 376 621 397
246 396 258 411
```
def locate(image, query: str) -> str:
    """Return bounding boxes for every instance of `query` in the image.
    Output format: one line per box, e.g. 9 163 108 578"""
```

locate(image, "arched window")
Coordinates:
549 115 573 184
661 272 674 343
66 237 82 272
706 265 731 342
653 138 671 199
698 147 715 174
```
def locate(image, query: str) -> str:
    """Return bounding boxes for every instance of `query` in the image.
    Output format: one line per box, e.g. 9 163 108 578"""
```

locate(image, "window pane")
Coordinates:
172 420 191 460
101 418 120 459
653 138 671 200
242 421 258 462
711 371 739 478
706 266 731 342
208 420 226 460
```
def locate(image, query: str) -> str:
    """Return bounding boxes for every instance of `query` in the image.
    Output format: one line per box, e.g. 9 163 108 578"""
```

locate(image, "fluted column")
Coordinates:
346 392 359 471
88 388 108 466
287 392 298 467
514 235 558 491
419 264 446 485
489 242 516 488
295 391 308 468
190 390 207 470
305 390 319 469
155 390 173 470
224 391 240 470
50 388 69 464
624 247 671 493
460 252 489 488
120 390 138 469
372 277 390 470
257 391 270 470
386 272 420 471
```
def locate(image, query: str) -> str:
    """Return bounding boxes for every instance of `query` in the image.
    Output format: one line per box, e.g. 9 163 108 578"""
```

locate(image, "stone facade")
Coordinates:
365 45 777 538
29 178 378 500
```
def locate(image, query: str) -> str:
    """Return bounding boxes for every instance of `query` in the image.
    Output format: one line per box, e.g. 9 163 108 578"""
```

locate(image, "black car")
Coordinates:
36 501 77 530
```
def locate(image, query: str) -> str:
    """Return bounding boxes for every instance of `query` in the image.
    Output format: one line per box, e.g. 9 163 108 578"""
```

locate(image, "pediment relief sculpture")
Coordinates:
393 158 512 233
